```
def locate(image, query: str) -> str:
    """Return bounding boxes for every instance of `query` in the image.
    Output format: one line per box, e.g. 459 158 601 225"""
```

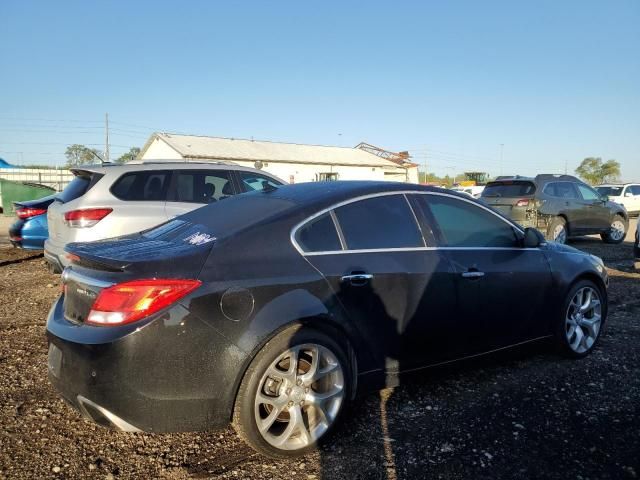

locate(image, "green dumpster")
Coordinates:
0 179 56 217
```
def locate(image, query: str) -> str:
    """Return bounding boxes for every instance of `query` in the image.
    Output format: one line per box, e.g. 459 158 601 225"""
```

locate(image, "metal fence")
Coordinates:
0 168 73 192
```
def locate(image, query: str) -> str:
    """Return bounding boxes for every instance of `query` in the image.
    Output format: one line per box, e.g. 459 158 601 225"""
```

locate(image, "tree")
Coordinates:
575 157 621 185
116 147 141 164
65 144 103 167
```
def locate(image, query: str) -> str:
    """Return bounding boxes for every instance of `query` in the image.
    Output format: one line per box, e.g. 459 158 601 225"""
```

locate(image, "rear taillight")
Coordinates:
515 199 530 207
86 279 202 326
16 207 47 219
64 208 113 228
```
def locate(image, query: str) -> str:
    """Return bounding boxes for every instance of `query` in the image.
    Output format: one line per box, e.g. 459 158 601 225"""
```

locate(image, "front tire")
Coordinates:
554 280 606 358
600 214 627 244
232 325 351 458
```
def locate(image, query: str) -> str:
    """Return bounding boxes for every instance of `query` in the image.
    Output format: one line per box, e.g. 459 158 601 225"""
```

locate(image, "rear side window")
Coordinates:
482 181 535 198
238 171 282 192
334 195 423 250
543 182 579 199
172 171 234 203
111 171 170 201
57 173 103 203
296 213 342 252
416 194 518 248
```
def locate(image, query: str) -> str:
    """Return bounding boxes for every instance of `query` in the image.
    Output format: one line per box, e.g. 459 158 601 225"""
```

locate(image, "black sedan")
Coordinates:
46 181 608 458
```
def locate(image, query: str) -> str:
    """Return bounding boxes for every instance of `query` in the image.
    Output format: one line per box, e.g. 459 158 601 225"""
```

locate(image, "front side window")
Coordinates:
415 194 518 248
173 171 234 203
238 171 282 192
576 183 600 201
333 195 423 250
630 185 640 196
295 213 342 253
110 171 170 201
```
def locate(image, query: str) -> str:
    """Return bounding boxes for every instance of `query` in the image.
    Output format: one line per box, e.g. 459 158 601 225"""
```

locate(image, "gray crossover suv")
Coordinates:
480 174 628 244
44 161 284 272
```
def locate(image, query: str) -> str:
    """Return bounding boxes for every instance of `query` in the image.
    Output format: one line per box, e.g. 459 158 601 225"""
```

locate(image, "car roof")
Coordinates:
70 161 284 178
263 181 446 207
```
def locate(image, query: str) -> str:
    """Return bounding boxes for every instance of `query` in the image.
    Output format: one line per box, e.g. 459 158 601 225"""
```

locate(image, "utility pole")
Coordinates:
499 143 504 176
423 148 427 184
105 113 110 163
564 159 568 175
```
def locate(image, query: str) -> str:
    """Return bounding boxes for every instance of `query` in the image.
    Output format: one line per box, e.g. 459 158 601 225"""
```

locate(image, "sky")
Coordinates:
1 0 638 180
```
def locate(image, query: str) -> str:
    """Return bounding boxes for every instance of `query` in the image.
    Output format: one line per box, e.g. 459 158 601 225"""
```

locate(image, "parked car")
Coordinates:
480 174 629 244
634 220 639 268
47 181 608 458
595 183 640 215
8 194 56 249
451 185 485 199
44 161 284 273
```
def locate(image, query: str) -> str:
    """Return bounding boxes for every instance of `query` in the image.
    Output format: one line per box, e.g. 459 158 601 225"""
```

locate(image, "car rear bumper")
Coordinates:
46 295 244 433
44 238 69 272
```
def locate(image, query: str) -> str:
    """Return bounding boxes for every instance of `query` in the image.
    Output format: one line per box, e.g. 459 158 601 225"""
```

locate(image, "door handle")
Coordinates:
341 273 373 286
461 271 485 279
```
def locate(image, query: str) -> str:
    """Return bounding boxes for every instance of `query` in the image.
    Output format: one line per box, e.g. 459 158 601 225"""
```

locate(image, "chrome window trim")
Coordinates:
290 190 527 256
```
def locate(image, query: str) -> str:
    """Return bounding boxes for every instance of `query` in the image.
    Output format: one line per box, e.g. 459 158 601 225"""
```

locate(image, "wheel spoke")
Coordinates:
307 384 344 405
299 346 319 384
580 316 600 338
580 289 593 313
570 325 584 351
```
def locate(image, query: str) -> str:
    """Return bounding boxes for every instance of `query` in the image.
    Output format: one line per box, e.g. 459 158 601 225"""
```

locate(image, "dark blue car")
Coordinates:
8 194 55 250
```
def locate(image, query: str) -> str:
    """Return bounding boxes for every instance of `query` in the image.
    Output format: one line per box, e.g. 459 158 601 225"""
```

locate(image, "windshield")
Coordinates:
482 181 536 198
595 186 623 197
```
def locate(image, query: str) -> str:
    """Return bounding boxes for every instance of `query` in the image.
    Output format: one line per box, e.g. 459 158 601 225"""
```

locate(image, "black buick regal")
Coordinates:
47 181 608 458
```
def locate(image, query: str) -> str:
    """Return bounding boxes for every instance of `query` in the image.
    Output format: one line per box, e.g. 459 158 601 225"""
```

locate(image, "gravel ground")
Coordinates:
0 232 639 480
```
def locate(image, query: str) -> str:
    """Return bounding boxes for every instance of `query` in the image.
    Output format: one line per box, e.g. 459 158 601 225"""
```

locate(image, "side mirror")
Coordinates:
601 195 609 202
625 192 633 198
523 227 545 248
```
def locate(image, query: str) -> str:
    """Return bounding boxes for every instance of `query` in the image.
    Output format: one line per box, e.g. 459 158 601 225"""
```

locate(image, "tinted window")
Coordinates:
482 181 536 198
576 184 600 201
173 171 233 203
543 182 579 199
596 186 623 197
238 171 282 192
296 213 342 252
111 171 170 201
334 195 423 250
416 194 518 248
629 185 640 195
57 173 103 203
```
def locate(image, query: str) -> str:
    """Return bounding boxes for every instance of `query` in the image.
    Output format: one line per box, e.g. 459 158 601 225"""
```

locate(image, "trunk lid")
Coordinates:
480 180 537 221
62 219 216 324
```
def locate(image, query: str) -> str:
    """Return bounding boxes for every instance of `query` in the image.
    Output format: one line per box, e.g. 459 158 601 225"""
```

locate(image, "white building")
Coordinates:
138 133 419 184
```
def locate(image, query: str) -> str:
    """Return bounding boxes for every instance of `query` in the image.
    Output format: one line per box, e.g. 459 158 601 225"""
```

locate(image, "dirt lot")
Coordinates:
0 228 639 480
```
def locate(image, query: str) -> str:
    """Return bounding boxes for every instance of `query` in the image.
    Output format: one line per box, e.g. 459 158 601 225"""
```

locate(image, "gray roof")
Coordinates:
141 133 410 168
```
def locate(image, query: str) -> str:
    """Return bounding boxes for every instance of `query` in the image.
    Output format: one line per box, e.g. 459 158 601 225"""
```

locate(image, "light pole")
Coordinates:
499 143 504 176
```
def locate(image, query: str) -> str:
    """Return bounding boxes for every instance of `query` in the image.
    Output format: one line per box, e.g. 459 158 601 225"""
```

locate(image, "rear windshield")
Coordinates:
56 173 103 203
595 186 623 197
482 181 536 198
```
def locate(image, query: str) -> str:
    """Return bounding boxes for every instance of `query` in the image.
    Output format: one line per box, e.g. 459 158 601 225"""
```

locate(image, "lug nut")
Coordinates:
305 387 309 393
297 379 302 386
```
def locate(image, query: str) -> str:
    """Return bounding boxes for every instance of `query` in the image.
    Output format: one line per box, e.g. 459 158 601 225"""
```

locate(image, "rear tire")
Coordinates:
553 279 606 358
232 325 351 458
600 214 627 244
547 216 568 244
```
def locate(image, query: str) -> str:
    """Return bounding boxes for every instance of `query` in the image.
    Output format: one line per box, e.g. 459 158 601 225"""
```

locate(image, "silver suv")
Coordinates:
44 161 284 272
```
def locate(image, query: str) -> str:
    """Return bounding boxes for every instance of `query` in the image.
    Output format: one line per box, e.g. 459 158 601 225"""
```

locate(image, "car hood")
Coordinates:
542 241 584 255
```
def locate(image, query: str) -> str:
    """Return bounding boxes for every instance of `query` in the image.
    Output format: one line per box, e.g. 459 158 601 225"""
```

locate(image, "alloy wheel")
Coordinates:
254 344 345 450
609 220 626 241
553 224 567 243
565 286 602 354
